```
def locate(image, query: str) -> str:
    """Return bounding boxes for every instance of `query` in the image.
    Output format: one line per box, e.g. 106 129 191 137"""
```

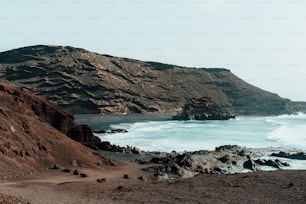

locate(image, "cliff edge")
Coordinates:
0 82 114 178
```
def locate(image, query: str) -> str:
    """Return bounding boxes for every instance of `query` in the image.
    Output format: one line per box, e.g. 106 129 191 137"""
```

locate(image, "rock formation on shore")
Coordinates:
0 45 301 115
173 97 235 120
0 83 115 178
141 145 292 179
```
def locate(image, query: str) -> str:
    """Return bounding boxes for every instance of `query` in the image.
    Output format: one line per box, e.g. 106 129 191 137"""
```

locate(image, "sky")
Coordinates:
1 0 306 101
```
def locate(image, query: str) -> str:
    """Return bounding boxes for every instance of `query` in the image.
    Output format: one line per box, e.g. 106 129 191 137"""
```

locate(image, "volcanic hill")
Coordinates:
0 82 114 178
0 45 300 115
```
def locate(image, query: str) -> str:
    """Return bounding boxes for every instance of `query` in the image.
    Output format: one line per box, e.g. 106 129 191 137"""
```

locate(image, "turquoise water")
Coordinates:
91 113 306 152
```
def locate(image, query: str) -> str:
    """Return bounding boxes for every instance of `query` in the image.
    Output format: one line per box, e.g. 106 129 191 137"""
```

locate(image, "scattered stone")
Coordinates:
97 178 106 183
123 174 129 179
50 164 61 170
255 159 290 169
96 141 139 154
271 151 306 160
213 167 222 173
218 154 230 163
255 159 279 169
80 173 88 178
111 129 128 133
238 149 247 156
62 168 71 173
275 159 290 167
156 173 169 181
117 185 123 190
73 170 79 175
71 160 79 167
93 130 107 134
138 176 147 182
243 157 256 170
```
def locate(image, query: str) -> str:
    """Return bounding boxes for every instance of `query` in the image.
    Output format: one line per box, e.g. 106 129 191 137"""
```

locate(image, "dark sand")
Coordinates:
75 114 173 130
1 159 306 204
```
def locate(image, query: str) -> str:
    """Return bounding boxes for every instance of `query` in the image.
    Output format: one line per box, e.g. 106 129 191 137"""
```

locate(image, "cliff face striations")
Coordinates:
0 45 298 115
0 82 113 178
173 97 235 120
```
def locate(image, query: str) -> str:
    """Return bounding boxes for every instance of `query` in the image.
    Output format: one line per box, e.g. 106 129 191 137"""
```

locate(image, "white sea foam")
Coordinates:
76 113 306 169
266 124 306 149
97 113 306 153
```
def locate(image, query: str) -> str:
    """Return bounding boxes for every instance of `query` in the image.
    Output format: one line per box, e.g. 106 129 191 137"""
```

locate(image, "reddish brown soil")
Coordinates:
0 164 305 204
0 82 118 178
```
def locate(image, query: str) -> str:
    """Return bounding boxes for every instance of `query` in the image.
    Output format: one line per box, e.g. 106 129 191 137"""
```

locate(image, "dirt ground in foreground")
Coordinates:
0 161 306 204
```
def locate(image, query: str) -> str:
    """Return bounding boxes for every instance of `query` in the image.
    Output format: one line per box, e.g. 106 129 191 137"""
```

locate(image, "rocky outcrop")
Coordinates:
0 81 75 133
0 45 301 115
0 82 102 146
140 145 293 179
0 83 116 178
173 97 235 120
271 151 306 160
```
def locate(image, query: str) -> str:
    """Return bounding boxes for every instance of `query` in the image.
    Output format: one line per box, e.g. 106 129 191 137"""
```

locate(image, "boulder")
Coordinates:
271 151 306 160
243 156 256 170
218 154 232 163
173 97 235 120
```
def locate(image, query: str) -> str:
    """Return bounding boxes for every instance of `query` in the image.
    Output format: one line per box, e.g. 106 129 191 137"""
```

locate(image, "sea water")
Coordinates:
76 113 306 169
91 113 306 152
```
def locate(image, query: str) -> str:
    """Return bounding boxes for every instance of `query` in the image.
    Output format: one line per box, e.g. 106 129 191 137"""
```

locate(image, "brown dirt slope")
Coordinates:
0 82 115 178
0 45 300 115
2 170 305 204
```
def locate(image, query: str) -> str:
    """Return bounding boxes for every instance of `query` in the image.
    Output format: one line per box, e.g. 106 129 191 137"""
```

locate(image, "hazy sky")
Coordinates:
1 0 306 100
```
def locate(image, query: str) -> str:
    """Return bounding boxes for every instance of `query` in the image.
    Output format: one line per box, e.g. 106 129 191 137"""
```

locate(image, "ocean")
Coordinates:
76 113 306 169
76 113 306 153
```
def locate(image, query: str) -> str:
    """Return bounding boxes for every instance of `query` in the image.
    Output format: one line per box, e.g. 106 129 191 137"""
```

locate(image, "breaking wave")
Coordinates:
89 113 306 152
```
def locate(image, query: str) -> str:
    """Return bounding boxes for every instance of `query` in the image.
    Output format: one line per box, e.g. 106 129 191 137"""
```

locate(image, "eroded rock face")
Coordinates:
141 145 293 179
271 151 306 160
173 97 235 120
0 45 299 115
0 82 101 145
0 83 115 178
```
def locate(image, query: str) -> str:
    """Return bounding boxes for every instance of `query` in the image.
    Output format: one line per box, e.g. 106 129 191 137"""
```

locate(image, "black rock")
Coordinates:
73 170 79 175
254 159 289 169
173 97 235 121
97 178 106 183
111 129 128 133
213 167 222 172
93 130 107 134
218 154 230 163
138 176 147 182
80 173 88 178
62 168 71 173
243 159 255 170
271 151 306 160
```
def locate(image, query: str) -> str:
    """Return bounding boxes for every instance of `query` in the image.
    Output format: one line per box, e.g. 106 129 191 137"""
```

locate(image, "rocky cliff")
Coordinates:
173 97 235 120
0 82 113 178
0 45 299 115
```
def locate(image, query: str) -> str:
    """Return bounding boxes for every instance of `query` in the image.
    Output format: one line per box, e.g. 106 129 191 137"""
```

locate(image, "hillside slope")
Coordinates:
0 45 297 115
0 82 114 178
